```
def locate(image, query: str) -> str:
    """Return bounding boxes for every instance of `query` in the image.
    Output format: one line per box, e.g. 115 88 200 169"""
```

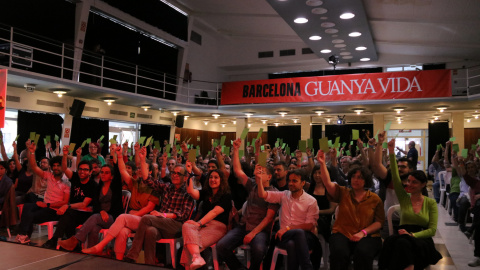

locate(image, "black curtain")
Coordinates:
267 125 301 150
428 122 450 166
17 111 64 159
140 124 171 150
70 117 109 157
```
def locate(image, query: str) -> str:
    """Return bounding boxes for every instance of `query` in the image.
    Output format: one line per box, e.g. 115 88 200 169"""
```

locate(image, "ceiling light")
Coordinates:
103 98 117 105
233 120 237 125
353 109 364 115
434 116 439 120
467 118 472 123
221 123 226 128
245 113 254 118
314 110 325 116
278 111 288 117
349 32 361 37
431 119 435 123
436 106 448 113
309 35 322 40
212 113 220 119
141 105 151 111
325 117 332 123
204 120 209 125
320 49 331 53
53 90 67 98
360 58 370 61
393 107 405 114
171 110 180 116
274 122 279 127
184 115 189 120
356 46 367 51
248 123 252 128
261 119 267 124
474 114 479 119
294 17 308 24
340 12 355 19
293 118 299 123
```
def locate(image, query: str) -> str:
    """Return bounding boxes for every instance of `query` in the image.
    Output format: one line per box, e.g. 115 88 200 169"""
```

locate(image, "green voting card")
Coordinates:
382 142 388 149
281 143 286 149
29 132 36 141
385 121 392 131
275 141 279 148
352 129 359 140
452 144 459 153
109 138 116 145
14 134 20 141
99 135 104 142
145 136 153 148
450 137 456 142
188 149 197 163
346 150 351 156
220 136 226 146
165 144 171 153
68 143 76 153
86 138 91 144
81 140 87 148
154 141 161 150
113 135 117 141
334 137 340 148
342 142 347 148
138 136 146 145
256 128 263 140
285 146 290 155
239 150 244 157
298 140 307 152
319 137 329 152
34 134 40 145
437 144 442 151
46 135 51 143
240 128 249 140
307 139 313 149
461 149 469 158
258 152 267 167
224 146 230 155
261 145 265 151
54 134 59 141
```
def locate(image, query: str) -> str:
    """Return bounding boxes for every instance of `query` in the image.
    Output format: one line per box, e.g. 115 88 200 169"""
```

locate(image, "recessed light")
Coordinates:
321 22 335 28
278 111 288 117
356 46 367 51
212 113 220 119
245 113 254 117
332 39 344 44
203 120 209 125
334 44 346 48
353 109 364 115
294 17 308 24
309 35 322 40
314 110 326 115
320 49 331 53
340 12 355 19
311 8 328 14
141 105 151 111
53 91 67 98
349 32 362 37
171 110 180 116
102 98 117 105
325 29 338 34
360 58 370 61
306 0 323 6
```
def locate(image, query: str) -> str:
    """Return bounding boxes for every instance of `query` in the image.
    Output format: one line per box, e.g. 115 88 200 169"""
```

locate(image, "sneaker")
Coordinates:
468 257 480 267
41 239 57 249
190 254 206 270
16 235 30 244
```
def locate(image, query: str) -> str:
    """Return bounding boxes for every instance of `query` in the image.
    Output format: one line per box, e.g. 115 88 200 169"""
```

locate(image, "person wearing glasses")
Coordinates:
41 145 98 249
81 142 106 166
123 156 194 265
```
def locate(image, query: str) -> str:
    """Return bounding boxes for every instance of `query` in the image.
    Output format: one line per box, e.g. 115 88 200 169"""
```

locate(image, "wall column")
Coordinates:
451 112 465 149
300 116 312 140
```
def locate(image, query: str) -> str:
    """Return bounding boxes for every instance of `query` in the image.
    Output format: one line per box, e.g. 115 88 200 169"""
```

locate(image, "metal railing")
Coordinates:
0 24 221 106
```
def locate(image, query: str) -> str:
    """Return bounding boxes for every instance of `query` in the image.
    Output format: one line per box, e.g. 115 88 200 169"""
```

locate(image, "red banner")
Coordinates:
0 70 6 128
220 70 451 105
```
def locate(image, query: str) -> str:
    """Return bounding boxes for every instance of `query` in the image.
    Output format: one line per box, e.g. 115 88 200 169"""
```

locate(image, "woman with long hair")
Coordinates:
378 139 442 270
181 169 232 270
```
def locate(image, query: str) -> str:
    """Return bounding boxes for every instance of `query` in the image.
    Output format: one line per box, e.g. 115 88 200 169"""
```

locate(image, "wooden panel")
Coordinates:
174 127 238 156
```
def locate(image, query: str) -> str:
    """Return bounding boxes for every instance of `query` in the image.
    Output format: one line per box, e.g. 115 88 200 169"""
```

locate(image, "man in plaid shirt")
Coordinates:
124 160 194 265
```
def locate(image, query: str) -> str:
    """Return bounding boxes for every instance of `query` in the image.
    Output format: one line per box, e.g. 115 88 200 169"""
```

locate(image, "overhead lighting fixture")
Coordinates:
356 46 367 51
184 115 189 120
53 90 67 98
274 122 280 127
278 111 288 117
474 114 479 119
309 35 322 40
203 120 209 125
349 32 361 37
261 119 268 124
171 110 180 116
221 123 226 128
434 115 439 120
396 116 402 124
245 113 254 118
141 105 151 111
314 110 326 116
325 117 332 123
340 12 355 19
353 108 364 115
292 118 299 123
431 119 435 123
436 106 448 113
102 98 117 105
466 118 472 123
212 113 220 119
294 17 308 24
360 58 370 61
393 107 405 114
248 123 252 128
232 120 237 125
320 49 331 53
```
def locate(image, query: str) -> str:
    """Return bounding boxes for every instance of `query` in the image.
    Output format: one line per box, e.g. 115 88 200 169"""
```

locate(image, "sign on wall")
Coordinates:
0 70 7 128
220 70 451 105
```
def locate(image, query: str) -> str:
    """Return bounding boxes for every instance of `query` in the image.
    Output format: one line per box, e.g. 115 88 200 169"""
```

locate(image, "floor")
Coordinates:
0 201 474 270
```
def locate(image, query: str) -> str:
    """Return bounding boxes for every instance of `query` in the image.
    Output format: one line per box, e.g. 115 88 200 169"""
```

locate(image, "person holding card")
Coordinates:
41 145 98 249
16 142 70 244
81 142 106 166
396 141 418 170
216 138 280 270
317 149 383 270
378 139 442 270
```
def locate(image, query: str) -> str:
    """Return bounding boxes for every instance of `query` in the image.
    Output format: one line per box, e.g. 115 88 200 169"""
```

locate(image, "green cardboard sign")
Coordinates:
68 143 76 153
452 144 459 153
307 139 313 149
352 129 359 140
258 152 267 167
154 141 161 150
319 137 329 153
382 142 388 149
298 140 307 152
461 149 469 158
334 137 340 148
281 143 286 149
261 145 265 151
346 150 351 156
138 136 146 145
240 128 249 140
450 137 456 142
385 121 392 131
285 146 290 155
29 132 36 141
34 134 40 145
81 140 87 148
165 144 171 153
86 138 91 144
220 136 226 146
14 134 20 141
238 150 244 157
46 135 51 143
256 128 263 140
99 135 104 141
145 136 153 147
54 134 59 141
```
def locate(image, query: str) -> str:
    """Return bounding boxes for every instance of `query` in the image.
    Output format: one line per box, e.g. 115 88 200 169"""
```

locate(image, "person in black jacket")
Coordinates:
58 145 123 250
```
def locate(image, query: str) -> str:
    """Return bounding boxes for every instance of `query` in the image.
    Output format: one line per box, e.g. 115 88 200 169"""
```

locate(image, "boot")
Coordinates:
58 236 79 251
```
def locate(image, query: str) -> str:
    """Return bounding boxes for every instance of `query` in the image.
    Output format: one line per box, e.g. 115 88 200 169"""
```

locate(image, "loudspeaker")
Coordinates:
175 115 184 128
69 99 85 117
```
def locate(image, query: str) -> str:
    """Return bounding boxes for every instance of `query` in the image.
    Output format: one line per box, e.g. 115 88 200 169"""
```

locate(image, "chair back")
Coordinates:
438 171 447 189
122 190 131 214
387 204 401 236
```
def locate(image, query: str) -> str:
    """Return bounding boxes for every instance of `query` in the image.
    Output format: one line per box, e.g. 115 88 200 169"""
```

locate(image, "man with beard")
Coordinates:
371 131 415 238
272 161 289 191
15 142 70 244
90 159 101 184
24 153 52 203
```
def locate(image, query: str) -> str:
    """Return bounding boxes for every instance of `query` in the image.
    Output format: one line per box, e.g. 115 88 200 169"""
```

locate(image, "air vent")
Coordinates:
280 49 295 57
190 31 202 45
137 113 152 119
37 99 64 108
159 116 173 121
6 95 20 102
302 48 314 54
109 110 128 116
84 106 99 112
258 51 274 58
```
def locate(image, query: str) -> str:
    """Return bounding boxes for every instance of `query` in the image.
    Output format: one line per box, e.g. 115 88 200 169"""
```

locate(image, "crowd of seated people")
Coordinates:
7 128 480 269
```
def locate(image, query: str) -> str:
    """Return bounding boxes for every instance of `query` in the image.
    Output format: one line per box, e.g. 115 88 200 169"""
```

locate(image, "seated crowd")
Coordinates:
3 130 480 269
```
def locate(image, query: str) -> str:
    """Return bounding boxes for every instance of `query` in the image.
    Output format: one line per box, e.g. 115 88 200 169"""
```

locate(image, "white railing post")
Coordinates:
9 27 13 68
100 55 104 87
61 43 65 79
163 73 166 98
135 65 138 94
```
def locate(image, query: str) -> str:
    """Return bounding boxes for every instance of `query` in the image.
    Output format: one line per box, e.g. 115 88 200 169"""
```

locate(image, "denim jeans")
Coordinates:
216 224 270 270
276 229 321 270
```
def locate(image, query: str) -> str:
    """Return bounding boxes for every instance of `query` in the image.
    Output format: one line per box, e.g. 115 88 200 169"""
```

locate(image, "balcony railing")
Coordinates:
0 24 221 106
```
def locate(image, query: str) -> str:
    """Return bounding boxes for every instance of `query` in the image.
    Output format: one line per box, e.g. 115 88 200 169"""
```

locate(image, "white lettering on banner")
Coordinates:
303 76 423 96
